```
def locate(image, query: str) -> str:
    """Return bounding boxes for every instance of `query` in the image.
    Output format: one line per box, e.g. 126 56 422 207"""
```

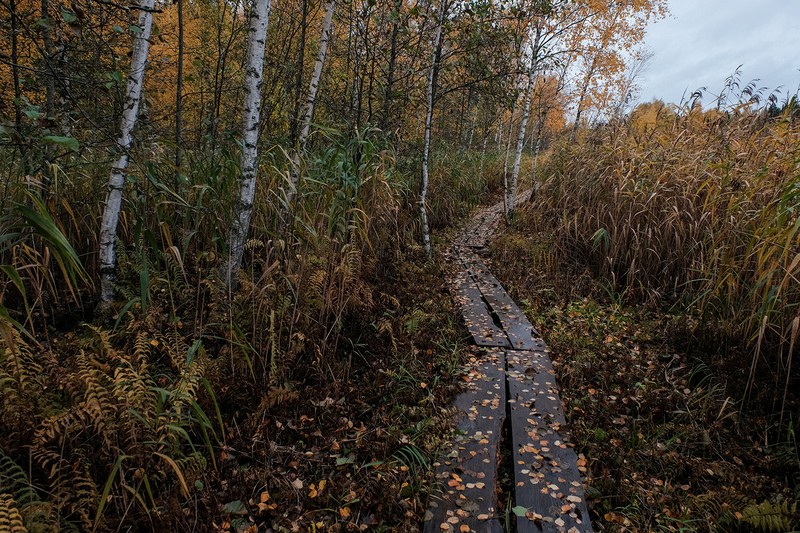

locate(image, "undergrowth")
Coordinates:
0 128 495 531
491 216 800 532
489 85 800 531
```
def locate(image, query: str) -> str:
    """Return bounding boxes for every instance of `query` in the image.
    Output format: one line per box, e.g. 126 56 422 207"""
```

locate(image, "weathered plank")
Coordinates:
506 349 591 533
449 268 511 348
424 348 507 533
435 190 593 533
461 257 541 351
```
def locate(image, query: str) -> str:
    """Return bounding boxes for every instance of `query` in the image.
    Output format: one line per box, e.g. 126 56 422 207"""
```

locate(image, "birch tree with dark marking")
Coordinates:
507 21 541 217
98 0 155 302
419 0 450 257
223 0 272 290
298 0 335 154
285 0 335 213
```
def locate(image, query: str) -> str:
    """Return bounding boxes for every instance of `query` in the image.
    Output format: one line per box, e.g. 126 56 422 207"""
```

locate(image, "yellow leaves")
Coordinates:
256 491 277 513
308 479 326 498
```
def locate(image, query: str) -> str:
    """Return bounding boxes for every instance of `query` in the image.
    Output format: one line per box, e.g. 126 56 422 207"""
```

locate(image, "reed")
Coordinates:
535 92 800 410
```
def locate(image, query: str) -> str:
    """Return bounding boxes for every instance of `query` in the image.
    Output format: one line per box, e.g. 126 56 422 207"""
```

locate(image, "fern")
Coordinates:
0 494 27 533
172 357 210 416
0 327 43 393
0 450 38 507
308 269 327 300
741 499 797 532
257 385 299 412
29 447 98 531
0 449 56 533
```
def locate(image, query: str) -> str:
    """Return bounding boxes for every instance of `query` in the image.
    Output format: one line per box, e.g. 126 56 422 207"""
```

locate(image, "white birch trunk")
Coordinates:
298 0 335 153
502 98 516 216
508 26 541 217
419 3 446 257
98 0 155 302
288 0 336 201
508 67 534 216
223 0 271 290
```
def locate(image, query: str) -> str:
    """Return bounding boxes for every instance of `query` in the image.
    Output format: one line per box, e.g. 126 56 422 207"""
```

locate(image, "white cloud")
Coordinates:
638 0 800 105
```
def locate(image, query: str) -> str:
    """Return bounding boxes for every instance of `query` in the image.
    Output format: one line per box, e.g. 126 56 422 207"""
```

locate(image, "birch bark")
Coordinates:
223 0 272 290
285 0 336 213
98 0 155 302
298 0 336 154
507 24 541 217
420 1 447 257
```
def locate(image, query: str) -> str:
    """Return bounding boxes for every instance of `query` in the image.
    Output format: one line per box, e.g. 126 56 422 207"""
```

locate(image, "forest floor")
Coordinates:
200 242 473 533
209 197 800 533
488 204 800 532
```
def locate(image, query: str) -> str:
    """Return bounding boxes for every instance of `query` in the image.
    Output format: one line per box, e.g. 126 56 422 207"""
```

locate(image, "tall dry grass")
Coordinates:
536 96 800 411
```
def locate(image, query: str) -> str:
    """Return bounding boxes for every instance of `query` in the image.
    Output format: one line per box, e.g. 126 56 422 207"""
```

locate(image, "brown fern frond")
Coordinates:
0 493 28 533
308 269 327 299
0 327 43 393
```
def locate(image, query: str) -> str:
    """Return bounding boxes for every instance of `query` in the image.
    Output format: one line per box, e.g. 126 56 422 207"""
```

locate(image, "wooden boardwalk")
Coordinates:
425 195 592 533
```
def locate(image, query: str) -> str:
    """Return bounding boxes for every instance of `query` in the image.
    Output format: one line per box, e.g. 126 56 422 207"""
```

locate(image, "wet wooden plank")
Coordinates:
424 348 507 533
449 268 511 348
506 349 591 533
453 188 531 249
462 258 541 351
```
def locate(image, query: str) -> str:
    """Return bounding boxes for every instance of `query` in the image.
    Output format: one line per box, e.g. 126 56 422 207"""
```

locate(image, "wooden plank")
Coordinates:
424 348 507 533
448 268 511 348
462 257 541 351
506 349 591 533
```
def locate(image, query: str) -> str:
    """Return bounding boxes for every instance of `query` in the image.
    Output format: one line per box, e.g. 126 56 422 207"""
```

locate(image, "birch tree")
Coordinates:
298 0 335 153
284 0 335 214
98 0 156 302
419 0 449 257
506 22 541 217
223 0 272 290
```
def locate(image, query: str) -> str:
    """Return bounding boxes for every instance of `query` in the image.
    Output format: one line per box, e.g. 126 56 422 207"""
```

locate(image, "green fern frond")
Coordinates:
172 357 210 415
741 498 798 532
0 450 38 507
175 452 207 482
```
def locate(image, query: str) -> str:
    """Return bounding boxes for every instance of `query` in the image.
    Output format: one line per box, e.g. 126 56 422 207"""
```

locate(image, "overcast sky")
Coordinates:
637 0 800 107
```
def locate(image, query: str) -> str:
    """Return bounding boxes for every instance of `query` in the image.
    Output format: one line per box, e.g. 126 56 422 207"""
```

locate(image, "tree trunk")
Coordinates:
9 0 27 169
297 0 335 153
350 6 365 131
175 0 185 179
99 0 155 302
420 1 447 257
381 0 403 130
502 97 517 215
290 0 308 147
40 0 57 191
507 25 541 217
572 56 597 138
222 0 272 290
284 0 335 213
41 0 56 123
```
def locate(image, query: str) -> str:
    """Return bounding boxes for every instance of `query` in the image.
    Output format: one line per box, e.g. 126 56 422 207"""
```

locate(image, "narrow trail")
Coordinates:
423 194 592 533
